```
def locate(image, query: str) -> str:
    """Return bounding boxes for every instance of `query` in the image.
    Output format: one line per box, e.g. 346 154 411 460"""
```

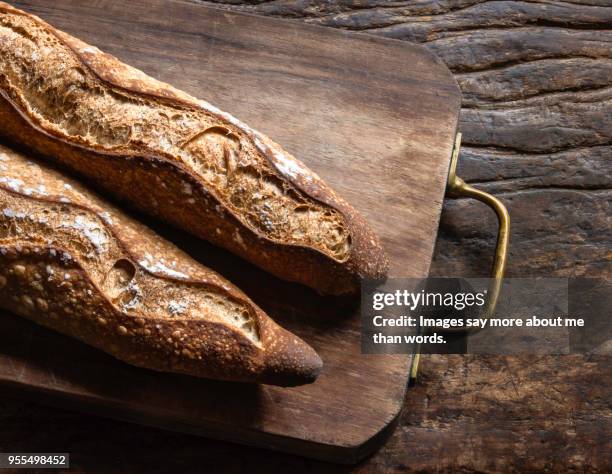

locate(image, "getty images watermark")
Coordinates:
361 278 611 355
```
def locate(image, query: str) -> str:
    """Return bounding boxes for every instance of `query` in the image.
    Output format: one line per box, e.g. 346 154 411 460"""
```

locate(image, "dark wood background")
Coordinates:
1 0 610 472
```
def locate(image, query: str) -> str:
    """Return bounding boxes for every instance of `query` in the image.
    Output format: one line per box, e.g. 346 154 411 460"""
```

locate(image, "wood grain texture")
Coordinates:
0 0 461 464
0 0 610 472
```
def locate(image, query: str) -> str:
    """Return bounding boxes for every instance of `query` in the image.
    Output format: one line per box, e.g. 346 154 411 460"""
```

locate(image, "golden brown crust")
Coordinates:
0 144 321 386
0 2 388 295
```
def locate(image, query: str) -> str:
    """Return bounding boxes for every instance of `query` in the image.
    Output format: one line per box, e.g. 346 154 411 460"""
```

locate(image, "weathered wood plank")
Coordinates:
426 28 612 73
456 58 612 104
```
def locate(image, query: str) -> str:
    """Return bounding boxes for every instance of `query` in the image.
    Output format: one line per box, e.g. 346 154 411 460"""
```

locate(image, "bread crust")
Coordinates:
0 143 322 386
0 2 388 295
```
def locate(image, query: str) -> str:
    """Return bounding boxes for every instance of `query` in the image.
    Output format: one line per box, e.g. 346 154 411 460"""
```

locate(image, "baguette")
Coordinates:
0 2 388 295
0 143 322 386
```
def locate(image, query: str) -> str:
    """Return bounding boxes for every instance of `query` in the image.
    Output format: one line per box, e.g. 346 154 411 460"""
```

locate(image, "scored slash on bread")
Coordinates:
0 144 322 386
0 2 388 295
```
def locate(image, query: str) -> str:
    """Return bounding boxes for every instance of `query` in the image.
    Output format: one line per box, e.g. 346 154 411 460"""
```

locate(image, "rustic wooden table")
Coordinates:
1 1 610 472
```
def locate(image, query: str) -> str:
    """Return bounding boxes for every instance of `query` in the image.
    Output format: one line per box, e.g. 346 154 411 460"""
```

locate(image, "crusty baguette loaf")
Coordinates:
0 2 388 295
0 143 322 386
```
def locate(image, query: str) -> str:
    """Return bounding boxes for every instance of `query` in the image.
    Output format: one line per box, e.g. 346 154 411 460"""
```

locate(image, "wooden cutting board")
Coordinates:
0 0 461 464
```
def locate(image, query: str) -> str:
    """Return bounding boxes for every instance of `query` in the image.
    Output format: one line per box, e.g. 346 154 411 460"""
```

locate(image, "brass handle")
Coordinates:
410 133 510 382
446 133 510 321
